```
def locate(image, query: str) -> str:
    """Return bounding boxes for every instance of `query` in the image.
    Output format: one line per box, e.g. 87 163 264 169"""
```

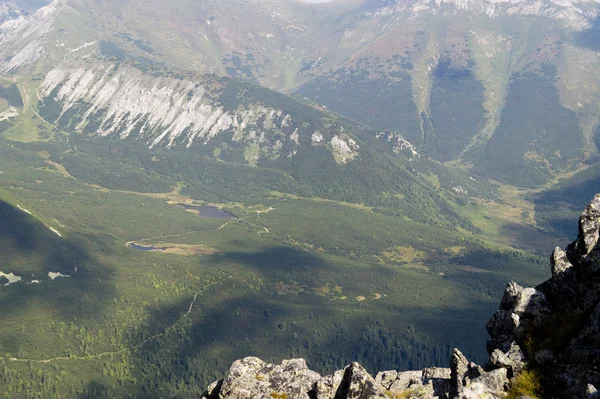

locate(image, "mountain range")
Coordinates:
0 0 597 397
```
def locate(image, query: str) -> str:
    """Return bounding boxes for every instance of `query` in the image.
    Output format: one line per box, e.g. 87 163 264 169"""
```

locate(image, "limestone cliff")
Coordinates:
202 195 600 399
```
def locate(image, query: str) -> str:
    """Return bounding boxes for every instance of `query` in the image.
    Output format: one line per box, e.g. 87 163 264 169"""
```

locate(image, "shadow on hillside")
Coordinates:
0 200 116 321
73 244 490 397
574 17 600 51
498 223 564 254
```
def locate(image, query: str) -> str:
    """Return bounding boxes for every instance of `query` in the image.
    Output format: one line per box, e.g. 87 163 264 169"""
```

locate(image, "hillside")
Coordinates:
2 0 599 186
201 195 600 399
0 125 550 397
28 58 499 229
0 0 588 397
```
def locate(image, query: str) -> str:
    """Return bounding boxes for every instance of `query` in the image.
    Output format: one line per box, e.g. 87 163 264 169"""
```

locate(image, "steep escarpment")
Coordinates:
202 195 600 399
38 60 361 163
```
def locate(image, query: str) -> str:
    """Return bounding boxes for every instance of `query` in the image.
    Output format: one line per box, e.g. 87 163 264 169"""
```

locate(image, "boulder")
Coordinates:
204 357 320 399
313 369 345 399
551 247 573 279
340 362 388 399
566 194 600 269
460 368 509 399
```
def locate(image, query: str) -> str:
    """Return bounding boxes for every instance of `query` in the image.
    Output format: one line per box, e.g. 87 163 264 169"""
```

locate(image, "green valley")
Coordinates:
0 0 595 397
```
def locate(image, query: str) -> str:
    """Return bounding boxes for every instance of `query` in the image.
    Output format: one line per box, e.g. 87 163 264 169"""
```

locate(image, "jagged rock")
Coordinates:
204 379 223 399
488 282 550 354
422 368 451 380
567 194 600 271
450 349 484 397
375 370 422 392
460 368 509 399
339 362 387 399
505 343 526 365
375 369 448 398
204 357 320 399
502 282 549 317
487 310 521 353
422 367 452 397
534 349 554 365
490 349 513 369
313 369 345 399
551 247 573 278
375 370 399 390
489 343 526 375
450 348 469 397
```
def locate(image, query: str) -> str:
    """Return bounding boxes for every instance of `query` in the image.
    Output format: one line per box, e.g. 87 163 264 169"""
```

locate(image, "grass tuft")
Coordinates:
506 370 543 399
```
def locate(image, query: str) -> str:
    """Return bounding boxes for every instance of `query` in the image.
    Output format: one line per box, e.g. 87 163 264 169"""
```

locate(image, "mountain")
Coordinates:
201 194 600 399
295 0 600 187
0 0 582 397
3 0 599 188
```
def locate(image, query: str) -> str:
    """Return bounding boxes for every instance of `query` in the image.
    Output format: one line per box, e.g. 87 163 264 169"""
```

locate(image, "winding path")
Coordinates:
8 273 232 364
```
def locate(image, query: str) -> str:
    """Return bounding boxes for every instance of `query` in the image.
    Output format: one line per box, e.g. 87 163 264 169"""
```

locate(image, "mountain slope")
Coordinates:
33 59 487 229
3 0 599 187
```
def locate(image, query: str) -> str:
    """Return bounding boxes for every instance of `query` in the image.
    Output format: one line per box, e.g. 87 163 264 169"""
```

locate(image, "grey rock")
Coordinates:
567 193 600 270
499 282 549 317
551 247 573 279
534 349 554 365
490 349 513 369
314 369 344 399
376 370 422 392
216 357 320 399
460 368 509 399
374 370 399 390
488 282 549 355
422 367 451 398
422 367 451 380
505 342 526 365
450 349 483 397
340 362 387 399
203 379 223 399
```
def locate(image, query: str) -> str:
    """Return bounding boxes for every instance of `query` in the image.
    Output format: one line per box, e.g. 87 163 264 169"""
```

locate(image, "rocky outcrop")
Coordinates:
203 194 600 399
485 194 600 398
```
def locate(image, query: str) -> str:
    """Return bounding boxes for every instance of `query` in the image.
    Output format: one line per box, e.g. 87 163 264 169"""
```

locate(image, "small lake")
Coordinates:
177 204 235 220
130 243 168 251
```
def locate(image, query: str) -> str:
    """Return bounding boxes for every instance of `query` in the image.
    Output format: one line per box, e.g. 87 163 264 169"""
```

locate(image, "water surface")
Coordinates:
177 204 235 219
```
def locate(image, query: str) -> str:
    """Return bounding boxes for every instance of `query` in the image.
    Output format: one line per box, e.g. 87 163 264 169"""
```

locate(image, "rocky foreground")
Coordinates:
202 195 600 399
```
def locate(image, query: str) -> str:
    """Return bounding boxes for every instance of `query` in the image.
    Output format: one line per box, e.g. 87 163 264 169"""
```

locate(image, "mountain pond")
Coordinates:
177 204 235 219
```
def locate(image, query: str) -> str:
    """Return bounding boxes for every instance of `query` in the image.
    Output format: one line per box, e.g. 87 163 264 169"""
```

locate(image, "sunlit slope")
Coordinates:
26 58 496 230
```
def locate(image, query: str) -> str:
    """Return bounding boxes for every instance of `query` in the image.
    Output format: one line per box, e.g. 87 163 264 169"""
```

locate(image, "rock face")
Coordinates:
37 60 363 166
203 194 600 399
